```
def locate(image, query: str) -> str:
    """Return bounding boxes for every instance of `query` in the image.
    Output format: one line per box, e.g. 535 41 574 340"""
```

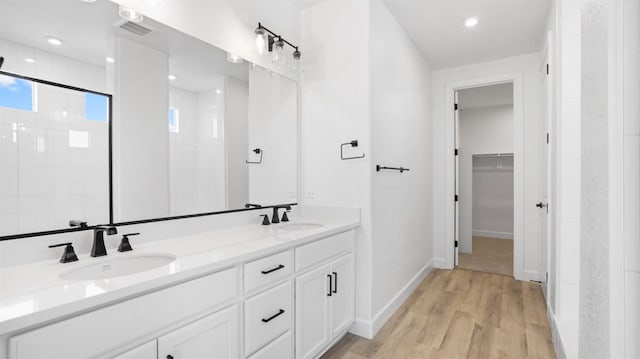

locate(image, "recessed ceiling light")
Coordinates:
25 58 36 64
226 52 243 64
119 5 144 23
464 17 479 28
106 57 115 63
168 75 176 81
46 37 63 46
216 89 222 94
79 0 96 2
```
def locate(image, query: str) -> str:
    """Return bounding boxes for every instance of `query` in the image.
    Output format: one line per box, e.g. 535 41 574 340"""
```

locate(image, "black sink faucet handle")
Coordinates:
272 205 292 224
260 214 271 226
49 242 79 263
282 210 291 222
118 233 140 252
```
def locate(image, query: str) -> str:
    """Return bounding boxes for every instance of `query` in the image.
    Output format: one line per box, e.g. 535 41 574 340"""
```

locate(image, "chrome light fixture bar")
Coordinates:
254 22 301 70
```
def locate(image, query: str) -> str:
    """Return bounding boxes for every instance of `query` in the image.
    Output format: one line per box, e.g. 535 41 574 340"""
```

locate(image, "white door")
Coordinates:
330 253 354 338
539 53 552 299
112 341 157 359
454 90 460 266
295 264 331 359
158 305 240 359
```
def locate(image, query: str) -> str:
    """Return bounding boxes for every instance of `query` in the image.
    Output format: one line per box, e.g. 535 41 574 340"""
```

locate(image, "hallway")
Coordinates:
322 269 555 359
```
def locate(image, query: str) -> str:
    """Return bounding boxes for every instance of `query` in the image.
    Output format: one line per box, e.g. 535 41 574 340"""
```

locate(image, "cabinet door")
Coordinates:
112 341 157 359
295 264 331 359
330 253 355 337
158 305 240 359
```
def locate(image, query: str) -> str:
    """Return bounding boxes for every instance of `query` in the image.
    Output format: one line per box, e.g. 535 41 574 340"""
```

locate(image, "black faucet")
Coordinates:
271 205 292 224
91 226 117 257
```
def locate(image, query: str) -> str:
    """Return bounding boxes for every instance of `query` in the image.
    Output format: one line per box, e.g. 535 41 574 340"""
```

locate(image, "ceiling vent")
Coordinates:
115 20 156 37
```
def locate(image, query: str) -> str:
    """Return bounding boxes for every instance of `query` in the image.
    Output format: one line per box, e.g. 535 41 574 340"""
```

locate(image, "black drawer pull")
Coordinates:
261 309 285 323
167 355 174 359
327 274 333 296
332 272 338 294
261 264 285 275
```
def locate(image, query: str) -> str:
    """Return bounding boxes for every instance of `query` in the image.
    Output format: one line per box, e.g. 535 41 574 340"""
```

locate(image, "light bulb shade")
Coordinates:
291 49 301 71
272 39 286 65
255 28 267 54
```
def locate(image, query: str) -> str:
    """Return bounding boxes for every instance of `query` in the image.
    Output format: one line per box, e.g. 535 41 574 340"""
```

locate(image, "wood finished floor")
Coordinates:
322 269 556 359
458 236 514 277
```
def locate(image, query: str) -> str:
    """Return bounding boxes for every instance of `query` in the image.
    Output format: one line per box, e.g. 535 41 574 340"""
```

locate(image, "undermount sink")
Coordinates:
59 254 176 281
279 223 324 231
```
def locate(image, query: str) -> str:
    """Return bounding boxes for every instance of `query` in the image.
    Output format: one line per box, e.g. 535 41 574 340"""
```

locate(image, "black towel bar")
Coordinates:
376 165 410 173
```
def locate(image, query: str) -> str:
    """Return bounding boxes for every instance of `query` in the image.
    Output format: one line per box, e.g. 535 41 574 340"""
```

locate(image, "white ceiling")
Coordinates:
458 82 513 109
381 0 552 69
0 0 249 92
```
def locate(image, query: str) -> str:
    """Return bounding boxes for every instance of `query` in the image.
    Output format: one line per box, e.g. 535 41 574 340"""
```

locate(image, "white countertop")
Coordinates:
0 217 359 336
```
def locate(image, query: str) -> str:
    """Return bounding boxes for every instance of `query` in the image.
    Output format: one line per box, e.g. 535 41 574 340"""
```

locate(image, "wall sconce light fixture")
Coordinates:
254 22 301 70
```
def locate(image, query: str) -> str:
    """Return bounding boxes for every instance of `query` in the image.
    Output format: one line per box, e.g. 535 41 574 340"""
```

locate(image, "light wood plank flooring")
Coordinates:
322 269 556 359
458 236 514 277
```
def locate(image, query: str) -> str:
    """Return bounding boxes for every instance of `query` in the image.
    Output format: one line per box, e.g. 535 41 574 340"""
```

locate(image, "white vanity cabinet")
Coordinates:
113 341 157 359
5 229 356 359
295 233 355 359
158 305 240 359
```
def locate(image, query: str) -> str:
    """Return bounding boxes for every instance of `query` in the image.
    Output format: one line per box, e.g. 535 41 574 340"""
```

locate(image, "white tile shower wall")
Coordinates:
0 39 109 236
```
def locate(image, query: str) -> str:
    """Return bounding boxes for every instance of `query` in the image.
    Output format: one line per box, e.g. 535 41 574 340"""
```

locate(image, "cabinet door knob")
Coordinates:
167 355 174 359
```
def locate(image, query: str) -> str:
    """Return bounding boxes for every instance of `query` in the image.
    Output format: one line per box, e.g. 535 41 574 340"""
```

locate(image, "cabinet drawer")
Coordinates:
295 231 354 272
248 331 293 359
9 268 239 359
244 250 292 293
244 281 293 356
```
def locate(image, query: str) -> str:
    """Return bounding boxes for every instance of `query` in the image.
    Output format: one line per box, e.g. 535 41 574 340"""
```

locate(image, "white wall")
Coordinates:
458 104 514 252
114 38 169 222
622 1 640 357
0 39 110 235
431 53 542 283
300 0 373 331
301 0 432 338
369 0 432 327
247 68 297 205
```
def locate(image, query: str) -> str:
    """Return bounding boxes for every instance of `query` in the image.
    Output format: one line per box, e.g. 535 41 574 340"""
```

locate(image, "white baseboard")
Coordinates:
432 257 448 269
547 307 567 359
349 260 433 339
472 230 514 239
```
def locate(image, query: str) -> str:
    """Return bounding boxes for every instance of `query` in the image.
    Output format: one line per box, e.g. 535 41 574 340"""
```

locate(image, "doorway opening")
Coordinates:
455 82 515 277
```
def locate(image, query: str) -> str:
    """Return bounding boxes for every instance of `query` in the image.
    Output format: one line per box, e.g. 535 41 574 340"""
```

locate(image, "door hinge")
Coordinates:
546 133 549 144
455 240 459 248
546 64 550 75
455 148 459 156
455 194 459 202
454 103 458 111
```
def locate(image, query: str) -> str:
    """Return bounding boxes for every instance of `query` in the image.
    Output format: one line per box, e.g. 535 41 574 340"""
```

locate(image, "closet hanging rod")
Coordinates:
376 165 410 173
472 153 514 158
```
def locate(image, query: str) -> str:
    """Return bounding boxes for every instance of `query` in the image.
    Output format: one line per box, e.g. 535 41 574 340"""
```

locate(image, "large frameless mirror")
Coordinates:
0 0 298 238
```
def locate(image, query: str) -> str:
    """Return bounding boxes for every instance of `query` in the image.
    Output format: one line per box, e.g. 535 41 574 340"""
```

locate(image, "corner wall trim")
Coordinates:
349 260 433 339
548 306 566 359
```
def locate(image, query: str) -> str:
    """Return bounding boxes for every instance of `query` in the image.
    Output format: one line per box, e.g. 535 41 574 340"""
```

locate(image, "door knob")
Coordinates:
536 202 544 208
